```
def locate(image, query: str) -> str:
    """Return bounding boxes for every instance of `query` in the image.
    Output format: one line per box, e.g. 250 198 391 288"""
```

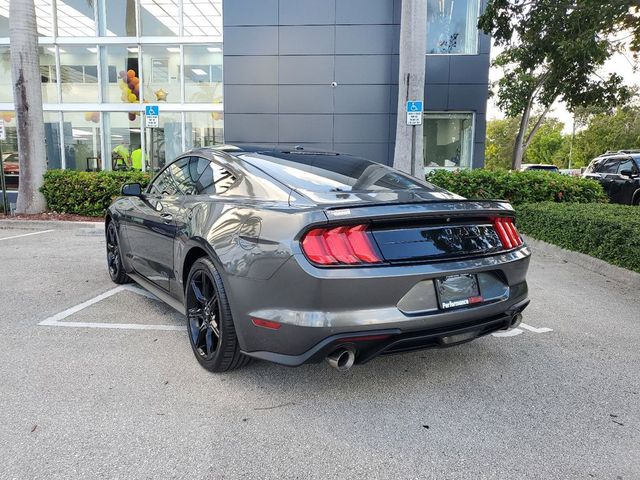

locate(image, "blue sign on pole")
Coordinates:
406 100 423 125
145 105 159 127
407 100 423 112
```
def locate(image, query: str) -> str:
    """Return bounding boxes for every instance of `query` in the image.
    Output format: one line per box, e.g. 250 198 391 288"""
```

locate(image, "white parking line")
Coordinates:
0 229 55 241
492 328 524 337
38 284 184 331
520 323 554 333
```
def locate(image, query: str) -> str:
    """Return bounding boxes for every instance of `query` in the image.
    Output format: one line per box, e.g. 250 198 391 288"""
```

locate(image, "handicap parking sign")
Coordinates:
406 100 423 126
145 105 159 127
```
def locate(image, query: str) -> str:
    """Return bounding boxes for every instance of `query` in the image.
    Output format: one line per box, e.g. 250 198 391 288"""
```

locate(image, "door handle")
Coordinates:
160 213 173 223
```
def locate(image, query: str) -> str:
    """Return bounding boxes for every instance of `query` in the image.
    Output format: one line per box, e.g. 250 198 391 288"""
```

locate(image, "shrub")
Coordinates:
427 169 607 205
517 202 640 273
41 170 151 217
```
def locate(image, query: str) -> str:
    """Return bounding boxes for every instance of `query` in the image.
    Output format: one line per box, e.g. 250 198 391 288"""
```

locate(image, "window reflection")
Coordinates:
62 112 102 171
186 112 223 149
44 112 62 169
146 113 182 172
424 113 474 171
427 0 479 54
0 0 55 37
97 0 136 37
40 47 58 103
60 46 99 103
140 0 179 36
55 0 97 37
184 45 223 104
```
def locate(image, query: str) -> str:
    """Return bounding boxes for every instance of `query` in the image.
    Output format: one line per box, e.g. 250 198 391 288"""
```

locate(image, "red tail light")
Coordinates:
301 224 382 266
492 217 523 250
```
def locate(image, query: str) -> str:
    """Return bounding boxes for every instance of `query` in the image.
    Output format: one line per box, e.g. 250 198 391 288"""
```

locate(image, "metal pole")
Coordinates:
0 142 8 214
410 125 416 177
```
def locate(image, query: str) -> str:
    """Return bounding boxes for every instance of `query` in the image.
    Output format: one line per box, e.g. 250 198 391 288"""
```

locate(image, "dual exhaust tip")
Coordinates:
326 346 355 372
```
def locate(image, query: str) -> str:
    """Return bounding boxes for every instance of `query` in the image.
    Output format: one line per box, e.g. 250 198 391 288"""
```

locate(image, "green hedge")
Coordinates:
427 169 607 205
41 170 151 217
517 202 640 273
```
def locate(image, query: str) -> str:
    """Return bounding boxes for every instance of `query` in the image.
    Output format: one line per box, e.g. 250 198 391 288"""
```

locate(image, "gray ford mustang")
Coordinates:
105 145 530 372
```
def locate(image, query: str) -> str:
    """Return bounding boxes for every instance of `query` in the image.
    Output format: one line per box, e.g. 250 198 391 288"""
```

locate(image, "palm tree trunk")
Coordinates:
393 0 427 177
10 0 47 214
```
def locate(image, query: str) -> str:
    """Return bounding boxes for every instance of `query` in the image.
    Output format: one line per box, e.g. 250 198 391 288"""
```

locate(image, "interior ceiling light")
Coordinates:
127 47 139 53
139 0 222 40
0 0 115 37
191 68 207 75
166 47 181 53
207 47 222 53
87 47 98 53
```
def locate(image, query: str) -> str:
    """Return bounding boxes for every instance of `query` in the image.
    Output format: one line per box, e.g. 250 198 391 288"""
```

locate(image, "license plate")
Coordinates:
436 274 482 310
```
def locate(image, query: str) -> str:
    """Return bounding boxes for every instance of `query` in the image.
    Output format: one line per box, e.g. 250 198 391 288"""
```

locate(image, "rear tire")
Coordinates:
185 257 251 372
106 221 131 284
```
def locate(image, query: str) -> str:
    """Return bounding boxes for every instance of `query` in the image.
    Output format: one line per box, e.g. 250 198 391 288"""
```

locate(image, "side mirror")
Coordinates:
121 182 142 196
620 169 637 177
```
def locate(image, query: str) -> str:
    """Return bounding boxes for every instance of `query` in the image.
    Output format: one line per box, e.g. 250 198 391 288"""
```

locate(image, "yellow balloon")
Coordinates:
128 93 137 103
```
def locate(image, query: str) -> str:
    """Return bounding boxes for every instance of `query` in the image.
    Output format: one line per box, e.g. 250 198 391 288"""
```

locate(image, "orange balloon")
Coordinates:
127 69 135 78
131 77 139 86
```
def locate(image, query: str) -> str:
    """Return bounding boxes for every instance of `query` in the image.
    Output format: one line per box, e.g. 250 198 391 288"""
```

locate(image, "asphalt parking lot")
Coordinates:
0 221 638 479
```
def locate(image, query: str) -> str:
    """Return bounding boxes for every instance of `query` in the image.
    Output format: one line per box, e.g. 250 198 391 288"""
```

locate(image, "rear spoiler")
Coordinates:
323 199 515 223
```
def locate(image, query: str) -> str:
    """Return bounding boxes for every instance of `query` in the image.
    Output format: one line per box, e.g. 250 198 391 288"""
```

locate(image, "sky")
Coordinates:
486 43 639 133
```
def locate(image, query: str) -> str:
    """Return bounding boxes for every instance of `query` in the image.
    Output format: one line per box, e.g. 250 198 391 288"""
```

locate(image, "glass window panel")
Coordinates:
185 112 223 149
142 45 180 103
44 112 63 169
97 0 137 37
423 113 474 171
140 0 179 36
0 0 56 37
0 47 12 102
62 112 102 171
55 0 96 37
101 45 140 105
427 0 479 54
145 112 182 173
104 112 143 171
40 47 58 103
0 110 18 190
182 0 222 38
59 46 99 103
184 45 223 104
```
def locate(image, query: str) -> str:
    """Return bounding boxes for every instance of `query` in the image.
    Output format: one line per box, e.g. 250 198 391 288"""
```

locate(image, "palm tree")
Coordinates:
393 0 427 177
10 0 47 213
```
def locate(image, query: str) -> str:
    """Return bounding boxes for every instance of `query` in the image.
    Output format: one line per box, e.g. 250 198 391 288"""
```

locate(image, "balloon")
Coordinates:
131 77 139 86
121 93 127 102
2 114 11 122
128 112 136 121
128 82 135 91
84 112 92 121
119 70 127 79
128 93 137 103
127 69 135 78
91 112 100 123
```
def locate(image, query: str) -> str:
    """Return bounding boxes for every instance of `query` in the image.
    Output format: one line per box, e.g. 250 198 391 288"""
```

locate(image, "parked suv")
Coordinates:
583 151 640 205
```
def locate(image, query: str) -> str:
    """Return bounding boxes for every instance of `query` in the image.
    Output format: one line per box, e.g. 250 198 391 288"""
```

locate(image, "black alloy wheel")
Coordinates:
185 257 251 372
106 221 130 284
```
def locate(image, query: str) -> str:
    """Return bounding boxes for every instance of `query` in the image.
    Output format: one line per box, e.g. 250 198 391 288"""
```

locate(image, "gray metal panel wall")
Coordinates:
223 0 490 168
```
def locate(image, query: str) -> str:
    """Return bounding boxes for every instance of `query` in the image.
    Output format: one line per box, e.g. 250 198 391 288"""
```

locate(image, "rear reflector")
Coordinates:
492 217 523 250
251 317 282 330
301 224 382 266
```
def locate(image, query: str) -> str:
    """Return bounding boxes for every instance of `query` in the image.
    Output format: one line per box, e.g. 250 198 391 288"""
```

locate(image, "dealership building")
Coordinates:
0 0 490 186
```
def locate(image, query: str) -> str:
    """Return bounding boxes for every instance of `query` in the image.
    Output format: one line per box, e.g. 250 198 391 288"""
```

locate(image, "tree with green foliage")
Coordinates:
479 0 640 170
485 116 566 169
525 118 566 166
572 106 640 166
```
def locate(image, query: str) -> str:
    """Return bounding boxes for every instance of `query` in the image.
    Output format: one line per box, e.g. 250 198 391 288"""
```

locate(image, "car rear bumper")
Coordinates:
226 246 531 365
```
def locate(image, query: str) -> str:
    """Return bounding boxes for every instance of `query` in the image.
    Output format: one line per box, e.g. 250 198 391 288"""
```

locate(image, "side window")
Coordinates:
170 158 198 195
195 157 237 195
617 158 637 174
599 159 620 174
149 166 180 196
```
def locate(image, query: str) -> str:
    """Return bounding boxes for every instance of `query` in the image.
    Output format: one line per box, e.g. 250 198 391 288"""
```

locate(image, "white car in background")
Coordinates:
519 163 560 173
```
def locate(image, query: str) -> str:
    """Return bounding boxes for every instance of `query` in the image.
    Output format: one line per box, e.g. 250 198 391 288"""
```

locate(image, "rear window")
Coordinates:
239 152 437 193
525 165 559 172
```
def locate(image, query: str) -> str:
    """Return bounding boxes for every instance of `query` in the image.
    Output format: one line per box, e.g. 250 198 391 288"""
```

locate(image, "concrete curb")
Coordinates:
523 234 640 288
0 219 102 231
